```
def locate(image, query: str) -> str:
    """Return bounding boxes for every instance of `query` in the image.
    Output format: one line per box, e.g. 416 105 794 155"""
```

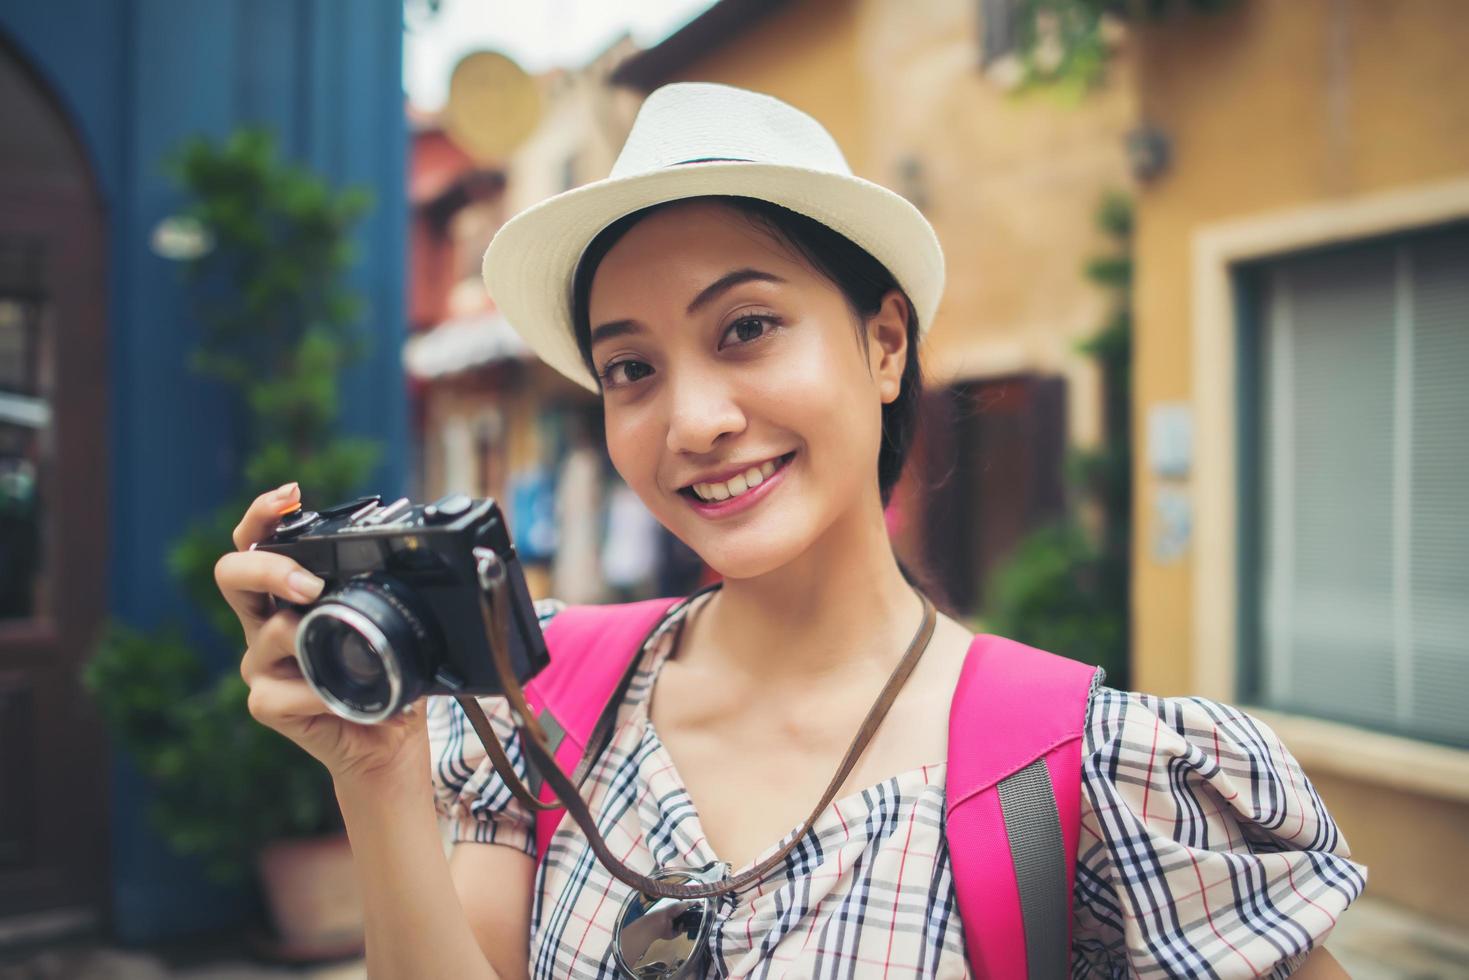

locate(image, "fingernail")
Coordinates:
287 570 324 601
275 481 299 499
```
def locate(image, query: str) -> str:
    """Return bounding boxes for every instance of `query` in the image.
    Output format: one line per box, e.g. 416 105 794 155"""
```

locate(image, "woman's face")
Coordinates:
587 200 907 579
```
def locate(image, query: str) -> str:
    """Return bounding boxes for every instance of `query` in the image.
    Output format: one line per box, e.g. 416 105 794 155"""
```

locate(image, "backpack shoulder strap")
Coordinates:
524 597 682 860
946 634 1100 980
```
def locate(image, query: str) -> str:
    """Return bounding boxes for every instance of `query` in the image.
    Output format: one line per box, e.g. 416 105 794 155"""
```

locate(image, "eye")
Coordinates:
720 315 778 349
599 358 654 389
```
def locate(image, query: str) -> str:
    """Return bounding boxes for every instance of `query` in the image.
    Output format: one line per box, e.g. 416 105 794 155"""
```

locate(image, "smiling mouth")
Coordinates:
679 452 795 504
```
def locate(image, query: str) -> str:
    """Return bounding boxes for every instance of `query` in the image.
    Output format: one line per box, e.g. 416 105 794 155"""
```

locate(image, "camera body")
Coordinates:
255 493 549 723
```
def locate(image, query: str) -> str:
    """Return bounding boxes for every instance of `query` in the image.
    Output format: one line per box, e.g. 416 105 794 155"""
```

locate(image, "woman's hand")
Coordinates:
215 482 430 790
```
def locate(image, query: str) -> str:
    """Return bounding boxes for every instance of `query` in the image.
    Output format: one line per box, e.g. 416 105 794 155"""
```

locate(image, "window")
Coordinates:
979 0 1021 67
0 238 52 623
1242 223 1469 746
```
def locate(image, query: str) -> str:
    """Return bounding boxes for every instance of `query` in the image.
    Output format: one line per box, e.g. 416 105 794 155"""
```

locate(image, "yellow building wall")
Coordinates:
855 0 1134 414
644 0 1135 448
1131 0 1469 925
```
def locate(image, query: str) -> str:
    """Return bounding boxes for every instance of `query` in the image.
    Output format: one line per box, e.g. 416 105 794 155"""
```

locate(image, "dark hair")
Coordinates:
570 195 924 507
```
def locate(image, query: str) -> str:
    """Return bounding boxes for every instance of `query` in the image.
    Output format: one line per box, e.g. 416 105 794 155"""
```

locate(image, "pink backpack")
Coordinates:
521 596 1098 979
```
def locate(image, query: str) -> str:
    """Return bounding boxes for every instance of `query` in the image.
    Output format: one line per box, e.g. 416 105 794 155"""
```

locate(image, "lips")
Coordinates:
678 452 790 501
677 451 795 511
688 458 775 503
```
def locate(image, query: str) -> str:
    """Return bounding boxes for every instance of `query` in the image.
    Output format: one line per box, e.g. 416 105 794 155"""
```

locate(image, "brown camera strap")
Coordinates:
453 586 717 816
456 571 936 902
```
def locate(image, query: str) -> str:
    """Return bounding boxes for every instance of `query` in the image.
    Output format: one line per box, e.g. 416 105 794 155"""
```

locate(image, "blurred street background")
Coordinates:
1 0 1466 976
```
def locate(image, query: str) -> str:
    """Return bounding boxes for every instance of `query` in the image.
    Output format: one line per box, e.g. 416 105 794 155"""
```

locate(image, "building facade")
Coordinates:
1128 0 1469 929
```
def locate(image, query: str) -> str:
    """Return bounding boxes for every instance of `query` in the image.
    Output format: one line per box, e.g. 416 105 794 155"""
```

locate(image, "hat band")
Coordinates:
671 156 754 166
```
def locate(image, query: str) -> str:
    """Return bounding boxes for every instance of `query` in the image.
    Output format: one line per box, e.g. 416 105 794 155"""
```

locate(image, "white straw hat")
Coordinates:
481 81 946 392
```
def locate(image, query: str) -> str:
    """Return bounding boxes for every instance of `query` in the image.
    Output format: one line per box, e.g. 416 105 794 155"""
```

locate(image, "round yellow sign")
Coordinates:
443 50 542 163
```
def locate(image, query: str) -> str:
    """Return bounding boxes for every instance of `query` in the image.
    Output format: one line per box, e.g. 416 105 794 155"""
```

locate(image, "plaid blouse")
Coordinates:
428 599 1366 978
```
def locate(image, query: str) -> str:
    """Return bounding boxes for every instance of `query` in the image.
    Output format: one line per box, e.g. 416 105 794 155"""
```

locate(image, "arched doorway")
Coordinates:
0 36 109 937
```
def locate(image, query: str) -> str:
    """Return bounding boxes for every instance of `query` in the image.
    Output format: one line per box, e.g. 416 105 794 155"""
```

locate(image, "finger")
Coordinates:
240 610 303 684
247 674 333 724
233 482 303 551
215 550 325 628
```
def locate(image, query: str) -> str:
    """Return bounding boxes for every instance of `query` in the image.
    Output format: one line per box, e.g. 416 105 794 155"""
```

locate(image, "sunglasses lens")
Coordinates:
615 881 712 979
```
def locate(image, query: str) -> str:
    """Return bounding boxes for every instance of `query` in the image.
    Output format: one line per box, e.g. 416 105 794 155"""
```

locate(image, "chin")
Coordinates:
697 540 803 581
633 457 850 583
671 509 827 582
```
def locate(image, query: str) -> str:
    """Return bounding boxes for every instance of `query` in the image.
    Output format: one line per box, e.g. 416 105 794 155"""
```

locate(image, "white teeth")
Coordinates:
690 456 788 502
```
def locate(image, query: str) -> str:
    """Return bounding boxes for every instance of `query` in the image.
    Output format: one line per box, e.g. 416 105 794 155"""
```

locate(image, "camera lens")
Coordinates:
337 631 383 686
294 575 438 723
301 617 392 711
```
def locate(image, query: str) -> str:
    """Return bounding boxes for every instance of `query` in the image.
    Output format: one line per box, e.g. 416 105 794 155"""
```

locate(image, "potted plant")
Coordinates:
83 128 381 959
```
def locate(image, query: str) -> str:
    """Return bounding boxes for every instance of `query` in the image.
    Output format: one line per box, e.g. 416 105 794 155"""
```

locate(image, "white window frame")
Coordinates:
1189 175 1469 800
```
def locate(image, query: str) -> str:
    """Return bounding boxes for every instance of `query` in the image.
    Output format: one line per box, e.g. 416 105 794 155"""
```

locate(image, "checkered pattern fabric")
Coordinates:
428 600 1365 978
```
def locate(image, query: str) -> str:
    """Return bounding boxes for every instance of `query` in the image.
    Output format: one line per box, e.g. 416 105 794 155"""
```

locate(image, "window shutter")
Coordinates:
1256 226 1469 746
1406 229 1469 743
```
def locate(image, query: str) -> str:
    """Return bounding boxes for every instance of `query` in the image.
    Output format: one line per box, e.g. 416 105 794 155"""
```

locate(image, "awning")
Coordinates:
402 311 531 380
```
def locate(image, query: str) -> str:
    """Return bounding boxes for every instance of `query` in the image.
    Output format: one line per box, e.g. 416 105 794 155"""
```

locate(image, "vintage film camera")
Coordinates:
254 493 548 724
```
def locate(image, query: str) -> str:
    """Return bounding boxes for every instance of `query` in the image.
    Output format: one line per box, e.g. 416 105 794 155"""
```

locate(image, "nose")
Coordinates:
664 371 746 456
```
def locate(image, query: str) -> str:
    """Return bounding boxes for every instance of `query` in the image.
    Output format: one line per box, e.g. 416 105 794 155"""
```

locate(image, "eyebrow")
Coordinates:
686 268 786 315
588 267 787 348
588 319 641 347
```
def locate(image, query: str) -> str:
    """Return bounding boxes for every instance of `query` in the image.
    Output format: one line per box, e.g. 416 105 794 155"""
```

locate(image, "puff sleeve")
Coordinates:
1070 688 1367 978
424 598 565 856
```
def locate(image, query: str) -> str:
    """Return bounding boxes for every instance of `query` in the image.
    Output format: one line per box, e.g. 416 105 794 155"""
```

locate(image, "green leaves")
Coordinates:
984 194 1133 686
1011 0 1236 94
87 126 379 881
243 438 381 505
83 624 204 742
170 129 373 391
1013 0 1114 99
986 523 1124 675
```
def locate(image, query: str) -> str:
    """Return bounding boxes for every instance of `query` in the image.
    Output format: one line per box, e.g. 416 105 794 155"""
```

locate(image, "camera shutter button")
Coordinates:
274 504 320 538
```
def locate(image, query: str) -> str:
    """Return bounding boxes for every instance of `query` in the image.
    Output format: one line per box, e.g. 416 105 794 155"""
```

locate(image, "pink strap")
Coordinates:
525 603 1097 977
526 597 682 858
945 634 1097 978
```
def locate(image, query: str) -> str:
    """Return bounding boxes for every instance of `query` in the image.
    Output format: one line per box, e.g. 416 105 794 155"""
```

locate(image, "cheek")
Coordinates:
604 408 670 507
605 413 648 480
771 332 883 466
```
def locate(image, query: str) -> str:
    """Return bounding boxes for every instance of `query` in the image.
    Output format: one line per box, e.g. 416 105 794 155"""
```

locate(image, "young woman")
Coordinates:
218 83 1364 978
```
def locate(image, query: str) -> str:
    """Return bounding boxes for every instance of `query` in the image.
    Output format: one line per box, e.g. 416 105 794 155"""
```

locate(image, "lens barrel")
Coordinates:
294 575 438 723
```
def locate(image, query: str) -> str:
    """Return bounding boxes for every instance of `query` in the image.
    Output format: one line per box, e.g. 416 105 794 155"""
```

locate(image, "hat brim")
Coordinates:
482 160 945 392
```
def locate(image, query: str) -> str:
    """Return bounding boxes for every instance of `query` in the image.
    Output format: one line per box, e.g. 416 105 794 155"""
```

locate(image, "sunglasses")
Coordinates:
612 861 732 979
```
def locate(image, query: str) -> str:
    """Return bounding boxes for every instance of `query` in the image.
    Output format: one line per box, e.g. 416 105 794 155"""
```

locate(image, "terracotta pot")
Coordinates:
253 832 365 962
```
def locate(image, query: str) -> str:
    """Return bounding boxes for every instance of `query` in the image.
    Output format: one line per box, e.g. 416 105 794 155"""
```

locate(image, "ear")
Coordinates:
865 289 911 405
